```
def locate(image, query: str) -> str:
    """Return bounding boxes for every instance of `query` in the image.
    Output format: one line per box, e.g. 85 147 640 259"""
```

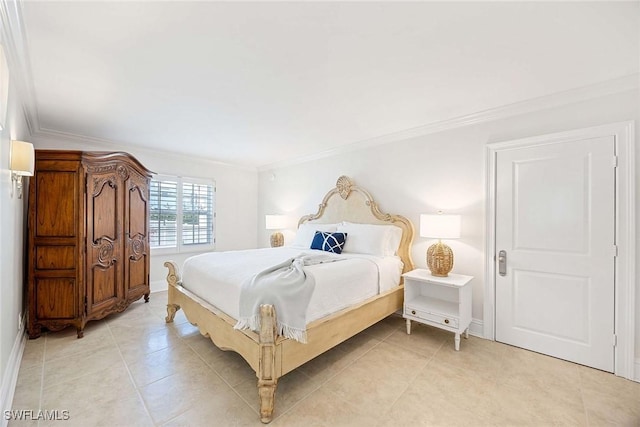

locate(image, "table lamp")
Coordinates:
420 212 461 277
265 214 286 247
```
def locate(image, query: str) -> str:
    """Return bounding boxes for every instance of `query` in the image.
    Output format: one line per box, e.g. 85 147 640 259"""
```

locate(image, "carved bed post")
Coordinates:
164 261 181 323
258 304 278 423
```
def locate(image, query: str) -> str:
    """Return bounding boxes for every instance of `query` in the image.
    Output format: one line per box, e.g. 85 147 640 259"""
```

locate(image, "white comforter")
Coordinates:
180 247 403 327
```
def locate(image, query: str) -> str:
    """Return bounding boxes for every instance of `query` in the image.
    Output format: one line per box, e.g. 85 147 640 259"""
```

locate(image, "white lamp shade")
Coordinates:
420 214 461 239
265 214 287 230
10 140 35 176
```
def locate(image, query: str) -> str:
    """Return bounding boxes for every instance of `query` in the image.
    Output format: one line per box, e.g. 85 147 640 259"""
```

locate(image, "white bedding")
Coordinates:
180 247 403 326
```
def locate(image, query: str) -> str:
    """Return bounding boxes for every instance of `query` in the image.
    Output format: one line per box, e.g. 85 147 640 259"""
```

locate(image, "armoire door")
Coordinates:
85 168 123 316
27 156 83 337
124 170 150 301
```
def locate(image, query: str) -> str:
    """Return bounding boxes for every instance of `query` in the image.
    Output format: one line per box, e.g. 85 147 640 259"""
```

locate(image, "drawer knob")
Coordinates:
444 319 450 324
411 310 416 315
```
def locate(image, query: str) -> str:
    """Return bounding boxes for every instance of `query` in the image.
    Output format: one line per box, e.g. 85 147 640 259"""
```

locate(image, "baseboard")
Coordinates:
468 318 484 338
1 325 26 427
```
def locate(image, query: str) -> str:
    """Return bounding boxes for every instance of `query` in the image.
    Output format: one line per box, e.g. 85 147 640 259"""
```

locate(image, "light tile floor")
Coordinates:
9 291 640 427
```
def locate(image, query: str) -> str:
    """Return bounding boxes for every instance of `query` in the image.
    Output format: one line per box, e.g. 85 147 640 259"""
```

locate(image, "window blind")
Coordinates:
150 179 178 248
149 176 216 251
182 182 214 246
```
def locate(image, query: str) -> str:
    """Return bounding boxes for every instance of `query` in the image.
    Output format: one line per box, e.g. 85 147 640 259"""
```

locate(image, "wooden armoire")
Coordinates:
26 151 153 338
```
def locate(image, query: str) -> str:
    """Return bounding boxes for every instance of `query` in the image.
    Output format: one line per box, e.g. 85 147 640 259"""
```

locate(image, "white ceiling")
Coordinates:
18 1 640 168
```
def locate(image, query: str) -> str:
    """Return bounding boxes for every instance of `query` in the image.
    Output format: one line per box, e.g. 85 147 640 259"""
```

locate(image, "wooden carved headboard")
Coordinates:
298 176 415 273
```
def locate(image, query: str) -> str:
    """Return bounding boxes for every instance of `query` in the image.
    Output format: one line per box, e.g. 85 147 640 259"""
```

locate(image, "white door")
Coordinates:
495 135 615 372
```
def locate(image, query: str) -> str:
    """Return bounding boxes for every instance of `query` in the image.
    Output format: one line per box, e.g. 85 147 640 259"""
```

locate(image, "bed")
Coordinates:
164 175 414 423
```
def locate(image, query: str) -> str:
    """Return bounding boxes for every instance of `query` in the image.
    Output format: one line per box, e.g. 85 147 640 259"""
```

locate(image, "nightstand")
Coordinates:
402 269 473 351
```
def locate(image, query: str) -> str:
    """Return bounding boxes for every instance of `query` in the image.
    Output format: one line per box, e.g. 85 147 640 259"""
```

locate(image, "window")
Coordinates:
150 176 215 252
150 179 178 248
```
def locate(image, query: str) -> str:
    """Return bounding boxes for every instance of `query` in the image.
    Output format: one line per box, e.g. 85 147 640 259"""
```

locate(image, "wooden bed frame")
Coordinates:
164 176 414 423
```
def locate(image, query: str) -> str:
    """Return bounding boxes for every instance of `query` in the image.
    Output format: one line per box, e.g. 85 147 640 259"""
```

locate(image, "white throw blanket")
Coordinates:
234 253 343 343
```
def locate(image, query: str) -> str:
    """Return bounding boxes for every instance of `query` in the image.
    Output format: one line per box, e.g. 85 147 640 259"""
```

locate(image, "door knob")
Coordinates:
498 250 507 276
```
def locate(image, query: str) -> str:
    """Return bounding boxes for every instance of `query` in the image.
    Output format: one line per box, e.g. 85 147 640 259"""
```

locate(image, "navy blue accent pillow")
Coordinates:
310 231 348 254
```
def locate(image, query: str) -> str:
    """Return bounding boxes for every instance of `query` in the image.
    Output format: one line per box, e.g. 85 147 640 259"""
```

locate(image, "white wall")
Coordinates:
258 89 640 359
30 134 260 292
0 53 30 414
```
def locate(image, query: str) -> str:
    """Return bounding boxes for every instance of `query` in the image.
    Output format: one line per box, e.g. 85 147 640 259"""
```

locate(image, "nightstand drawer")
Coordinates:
406 305 459 329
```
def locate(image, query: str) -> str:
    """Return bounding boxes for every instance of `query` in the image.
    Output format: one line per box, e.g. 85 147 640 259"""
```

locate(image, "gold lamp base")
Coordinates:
270 232 284 248
427 240 454 277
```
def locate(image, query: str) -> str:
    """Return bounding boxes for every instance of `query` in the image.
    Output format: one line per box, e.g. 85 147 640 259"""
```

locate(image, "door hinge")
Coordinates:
612 156 618 168
613 245 618 257
613 334 617 347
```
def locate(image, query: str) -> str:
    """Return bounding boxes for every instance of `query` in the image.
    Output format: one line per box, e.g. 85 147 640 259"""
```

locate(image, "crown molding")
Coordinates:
258 73 640 172
0 0 39 135
31 128 258 172
31 72 640 174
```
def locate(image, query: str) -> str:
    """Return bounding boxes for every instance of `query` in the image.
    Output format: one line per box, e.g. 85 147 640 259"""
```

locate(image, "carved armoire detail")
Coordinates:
26 150 153 338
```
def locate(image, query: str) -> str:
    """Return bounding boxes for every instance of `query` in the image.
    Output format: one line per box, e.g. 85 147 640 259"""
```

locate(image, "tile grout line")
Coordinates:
149 291 265 420
151 303 263 423
373 327 447 426
139 306 198 427
37 335 47 427
105 314 157 427
149 327 261 424
271 322 419 423
179 331 261 418
577 366 591 426
114 303 213 426
270 333 387 422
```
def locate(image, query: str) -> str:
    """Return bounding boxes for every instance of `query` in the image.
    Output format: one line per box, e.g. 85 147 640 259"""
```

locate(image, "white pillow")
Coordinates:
291 223 338 248
386 225 403 256
336 222 403 256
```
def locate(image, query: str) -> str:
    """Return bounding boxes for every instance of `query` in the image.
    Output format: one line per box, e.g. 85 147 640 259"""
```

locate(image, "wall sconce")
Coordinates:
265 214 287 247
10 140 35 199
420 211 461 277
